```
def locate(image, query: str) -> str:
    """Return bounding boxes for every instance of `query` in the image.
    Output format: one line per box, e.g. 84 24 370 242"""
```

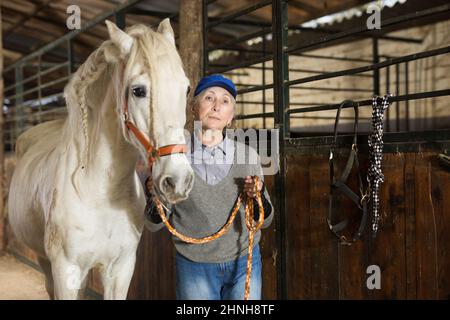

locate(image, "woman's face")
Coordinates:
194 86 235 131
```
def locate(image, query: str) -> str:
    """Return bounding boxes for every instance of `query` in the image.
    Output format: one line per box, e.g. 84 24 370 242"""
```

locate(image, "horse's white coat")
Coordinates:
8 20 193 300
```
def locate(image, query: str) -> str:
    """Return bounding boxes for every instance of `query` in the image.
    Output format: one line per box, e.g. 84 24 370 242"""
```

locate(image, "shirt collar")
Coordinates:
192 130 230 156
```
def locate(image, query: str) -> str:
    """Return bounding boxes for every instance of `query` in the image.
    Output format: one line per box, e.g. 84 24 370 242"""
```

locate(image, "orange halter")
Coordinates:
120 63 187 170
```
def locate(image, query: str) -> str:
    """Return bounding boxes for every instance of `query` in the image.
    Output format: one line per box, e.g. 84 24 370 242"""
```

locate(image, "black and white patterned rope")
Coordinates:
368 94 391 236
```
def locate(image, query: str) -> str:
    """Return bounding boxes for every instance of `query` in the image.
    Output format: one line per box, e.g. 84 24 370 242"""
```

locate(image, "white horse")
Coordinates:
7 19 194 299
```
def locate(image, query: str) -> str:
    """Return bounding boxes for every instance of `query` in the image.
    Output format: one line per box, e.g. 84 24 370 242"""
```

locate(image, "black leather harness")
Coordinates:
328 100 369 245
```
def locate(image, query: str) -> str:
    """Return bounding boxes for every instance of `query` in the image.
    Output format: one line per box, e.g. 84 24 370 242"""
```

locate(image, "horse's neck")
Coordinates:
84 69 139 185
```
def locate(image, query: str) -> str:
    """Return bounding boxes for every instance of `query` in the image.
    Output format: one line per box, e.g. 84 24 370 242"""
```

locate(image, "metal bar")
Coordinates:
262 35 267 128
287 89 450 114
285 130 450 154
210 63 372 77
208 55 273 75
15 65 24 143
272 0 288 300
215 46 376 63
4 62 68 92
290 115 372 120
290 86 372 93
378 35 423 44
405 62 410 131
37 55 43 124
396 63 400 131
236 83 372 92
237 83 274 95
207 0 272 29
298 53 372 63
209 28 272 51
235 111 275 120
373 38 380 96
67 39 74 76
6 76 70 100
4 0 144 73
210 59 372 78
4 107 67 123
285 4 450 55
236 101 330 106
285 46 450 87
386 65 390 132
115 10 126 30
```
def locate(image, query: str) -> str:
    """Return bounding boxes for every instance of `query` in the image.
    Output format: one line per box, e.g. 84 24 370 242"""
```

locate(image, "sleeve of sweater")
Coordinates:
252 154 274 229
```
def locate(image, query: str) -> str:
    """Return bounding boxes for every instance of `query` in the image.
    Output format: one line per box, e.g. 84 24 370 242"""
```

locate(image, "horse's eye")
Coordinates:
132 86 147 98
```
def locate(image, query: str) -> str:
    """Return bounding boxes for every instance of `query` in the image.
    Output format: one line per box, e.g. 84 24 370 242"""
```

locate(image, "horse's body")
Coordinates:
8 20 193 299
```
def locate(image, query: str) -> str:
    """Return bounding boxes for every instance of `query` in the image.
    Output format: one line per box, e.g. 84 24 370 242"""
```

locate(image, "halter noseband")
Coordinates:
121 62 187 171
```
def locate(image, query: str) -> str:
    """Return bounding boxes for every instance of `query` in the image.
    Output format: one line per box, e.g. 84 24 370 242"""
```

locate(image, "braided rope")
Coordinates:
153 176 264 300
368 94 391 236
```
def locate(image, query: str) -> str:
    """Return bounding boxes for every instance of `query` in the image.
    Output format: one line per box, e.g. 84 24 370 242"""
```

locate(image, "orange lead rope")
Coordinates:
152 176 264 300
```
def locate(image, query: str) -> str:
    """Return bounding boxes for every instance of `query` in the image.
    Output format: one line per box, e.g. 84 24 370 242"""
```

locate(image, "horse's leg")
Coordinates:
51 255 85 300
37 256 54 300
75 270 90 300
101 253 136 300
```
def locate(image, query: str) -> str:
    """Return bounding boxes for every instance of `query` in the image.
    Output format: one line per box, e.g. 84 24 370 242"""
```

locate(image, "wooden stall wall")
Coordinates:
3 146 449 299
284 149 450 299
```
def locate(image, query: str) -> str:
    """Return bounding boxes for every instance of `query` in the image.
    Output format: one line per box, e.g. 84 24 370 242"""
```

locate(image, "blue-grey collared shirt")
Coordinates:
186 131 235 186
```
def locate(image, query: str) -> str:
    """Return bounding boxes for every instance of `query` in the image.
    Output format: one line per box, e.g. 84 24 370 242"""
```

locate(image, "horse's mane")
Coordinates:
62 24 183 169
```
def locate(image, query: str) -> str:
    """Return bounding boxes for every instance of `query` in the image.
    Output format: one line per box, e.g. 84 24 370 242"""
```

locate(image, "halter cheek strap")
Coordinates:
120 63 187 170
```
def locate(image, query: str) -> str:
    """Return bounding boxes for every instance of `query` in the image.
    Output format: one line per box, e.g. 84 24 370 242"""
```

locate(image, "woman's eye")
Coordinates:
132 86 147 98
223 99 230 104
205 96 213 101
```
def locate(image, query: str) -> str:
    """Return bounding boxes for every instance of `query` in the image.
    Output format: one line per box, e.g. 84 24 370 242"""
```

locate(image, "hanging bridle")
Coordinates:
328 100 369 245
120 62 187 171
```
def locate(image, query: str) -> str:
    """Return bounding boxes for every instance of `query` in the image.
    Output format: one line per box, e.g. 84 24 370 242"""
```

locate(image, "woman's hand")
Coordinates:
244 175 263 198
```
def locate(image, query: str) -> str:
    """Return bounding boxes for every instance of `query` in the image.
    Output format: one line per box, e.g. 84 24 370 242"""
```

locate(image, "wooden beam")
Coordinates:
3 0 54 38
0 5 6 252
179 0 203 132
1 0 37 15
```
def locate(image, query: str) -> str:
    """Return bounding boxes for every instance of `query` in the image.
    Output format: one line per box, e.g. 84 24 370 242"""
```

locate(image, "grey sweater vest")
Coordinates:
147 141 274 263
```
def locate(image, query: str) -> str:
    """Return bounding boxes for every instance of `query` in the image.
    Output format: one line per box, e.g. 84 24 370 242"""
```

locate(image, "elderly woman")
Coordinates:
144 74 274 300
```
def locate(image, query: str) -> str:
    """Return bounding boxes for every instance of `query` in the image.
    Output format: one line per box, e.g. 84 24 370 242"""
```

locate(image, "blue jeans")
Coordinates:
175 245 262 300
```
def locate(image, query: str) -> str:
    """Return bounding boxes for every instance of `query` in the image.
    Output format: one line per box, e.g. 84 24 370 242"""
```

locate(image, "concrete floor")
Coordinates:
0 253 49 300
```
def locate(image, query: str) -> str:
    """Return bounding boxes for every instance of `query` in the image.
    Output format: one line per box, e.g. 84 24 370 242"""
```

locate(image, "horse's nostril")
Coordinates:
162 176 175 191
185 174 194 191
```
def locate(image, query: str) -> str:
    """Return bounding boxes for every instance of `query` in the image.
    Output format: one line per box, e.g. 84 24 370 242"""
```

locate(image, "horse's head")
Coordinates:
104 20 193 204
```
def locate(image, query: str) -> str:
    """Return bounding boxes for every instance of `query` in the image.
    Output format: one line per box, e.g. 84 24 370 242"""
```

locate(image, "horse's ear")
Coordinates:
157 18 175 47
105 20 133 57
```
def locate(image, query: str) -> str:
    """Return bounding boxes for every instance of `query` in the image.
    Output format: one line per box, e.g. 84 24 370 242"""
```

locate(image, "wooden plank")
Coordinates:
370 153 407 299
431 156 450 299
309 154 339 298
0 6 5 252
415 153 438 299
260 174 278 299
404 153 417 299
337 151 370 299
285 154 312 298
127 229 176 299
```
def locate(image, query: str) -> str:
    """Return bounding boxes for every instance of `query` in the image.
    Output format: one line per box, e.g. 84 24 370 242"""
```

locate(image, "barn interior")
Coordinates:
0 0 449 299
